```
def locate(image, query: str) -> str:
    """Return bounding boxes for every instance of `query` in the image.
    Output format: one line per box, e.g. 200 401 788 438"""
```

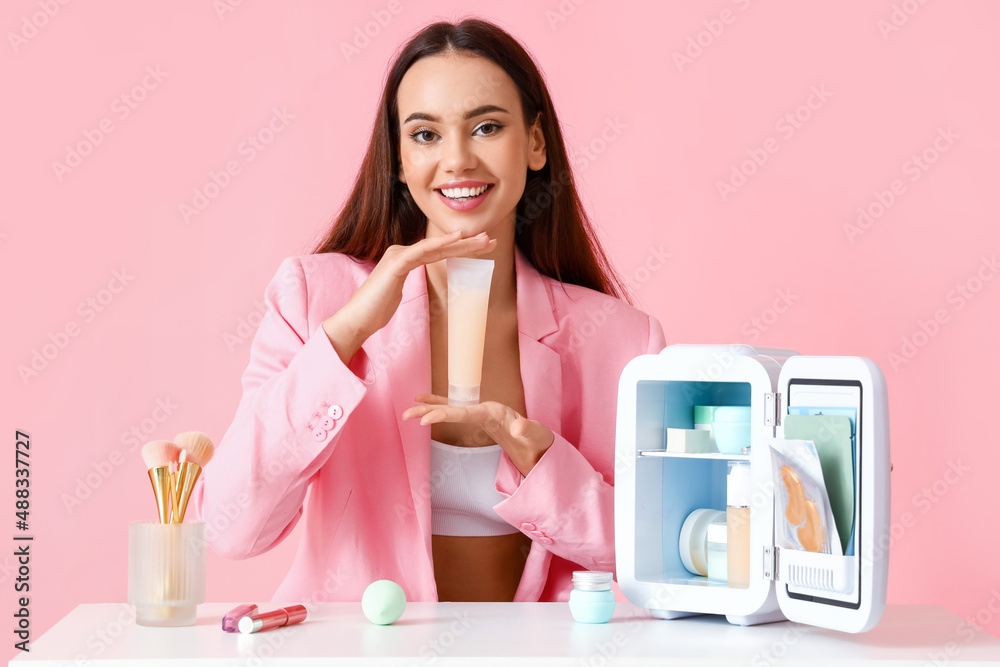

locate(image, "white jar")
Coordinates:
678 508 725 577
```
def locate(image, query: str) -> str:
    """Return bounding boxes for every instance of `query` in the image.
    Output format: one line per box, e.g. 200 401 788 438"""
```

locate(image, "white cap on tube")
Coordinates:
727 461 752 508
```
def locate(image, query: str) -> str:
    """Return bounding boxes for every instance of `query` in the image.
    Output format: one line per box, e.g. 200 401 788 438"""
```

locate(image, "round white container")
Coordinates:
678 508 725 577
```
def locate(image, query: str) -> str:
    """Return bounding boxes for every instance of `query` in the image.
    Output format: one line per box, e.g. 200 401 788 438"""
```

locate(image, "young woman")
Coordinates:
194 17 665 604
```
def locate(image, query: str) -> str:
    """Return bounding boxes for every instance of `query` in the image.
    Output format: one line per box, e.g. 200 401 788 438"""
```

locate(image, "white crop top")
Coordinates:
429 439 520 536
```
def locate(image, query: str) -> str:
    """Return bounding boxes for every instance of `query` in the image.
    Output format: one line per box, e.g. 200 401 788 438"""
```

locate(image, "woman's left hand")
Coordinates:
402 394 554 477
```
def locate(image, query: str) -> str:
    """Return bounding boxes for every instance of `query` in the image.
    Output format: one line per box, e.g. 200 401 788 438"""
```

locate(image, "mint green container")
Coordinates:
569 571 616 623
693 405 721 452
713 406 751 454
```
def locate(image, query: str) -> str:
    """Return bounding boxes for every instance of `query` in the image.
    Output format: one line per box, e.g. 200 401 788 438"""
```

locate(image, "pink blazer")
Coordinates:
191 247 666 603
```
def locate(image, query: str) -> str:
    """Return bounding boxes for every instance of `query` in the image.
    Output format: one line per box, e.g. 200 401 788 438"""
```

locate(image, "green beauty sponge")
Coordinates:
362 580 407 625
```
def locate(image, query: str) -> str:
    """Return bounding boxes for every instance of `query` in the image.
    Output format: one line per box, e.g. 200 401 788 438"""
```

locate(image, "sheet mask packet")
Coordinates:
783 414 855 555
769 440 842 556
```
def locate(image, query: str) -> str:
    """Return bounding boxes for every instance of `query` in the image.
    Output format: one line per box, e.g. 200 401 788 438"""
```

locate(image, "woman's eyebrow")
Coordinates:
402 104 510 125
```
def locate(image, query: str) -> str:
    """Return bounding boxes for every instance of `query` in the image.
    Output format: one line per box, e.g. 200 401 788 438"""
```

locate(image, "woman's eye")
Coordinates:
410 129 436 143
477 122 503 136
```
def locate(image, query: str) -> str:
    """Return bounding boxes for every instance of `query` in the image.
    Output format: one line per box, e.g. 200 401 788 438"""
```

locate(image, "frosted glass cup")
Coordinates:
446 258 494 406
128 521 206 627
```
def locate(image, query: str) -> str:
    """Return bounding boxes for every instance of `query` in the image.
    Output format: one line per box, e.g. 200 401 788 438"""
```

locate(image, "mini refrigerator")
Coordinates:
614 344 890 633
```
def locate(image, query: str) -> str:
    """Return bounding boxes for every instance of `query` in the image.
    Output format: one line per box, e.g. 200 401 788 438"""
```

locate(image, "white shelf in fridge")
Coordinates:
637 449 750 461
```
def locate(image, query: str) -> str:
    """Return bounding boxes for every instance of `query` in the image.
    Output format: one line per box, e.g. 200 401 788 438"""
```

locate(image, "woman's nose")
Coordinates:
439 135 477 173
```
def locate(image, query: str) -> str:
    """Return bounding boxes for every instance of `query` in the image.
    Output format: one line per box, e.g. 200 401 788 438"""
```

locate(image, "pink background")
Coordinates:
4 0 999 658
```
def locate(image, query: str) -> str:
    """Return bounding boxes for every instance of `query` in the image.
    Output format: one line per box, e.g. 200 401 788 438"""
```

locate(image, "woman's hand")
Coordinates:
402 394 555 477
323 231 496 365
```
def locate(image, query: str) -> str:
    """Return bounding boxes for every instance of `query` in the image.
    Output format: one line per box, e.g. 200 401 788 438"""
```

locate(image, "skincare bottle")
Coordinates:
568 571 616 623
726 461 751 589
706 517 728 583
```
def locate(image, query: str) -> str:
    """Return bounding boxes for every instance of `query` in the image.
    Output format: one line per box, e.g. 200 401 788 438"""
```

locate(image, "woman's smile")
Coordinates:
435 181 495 211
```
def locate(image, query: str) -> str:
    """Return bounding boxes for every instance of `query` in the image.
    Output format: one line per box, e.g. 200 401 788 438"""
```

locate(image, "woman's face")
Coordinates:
396 51 546 240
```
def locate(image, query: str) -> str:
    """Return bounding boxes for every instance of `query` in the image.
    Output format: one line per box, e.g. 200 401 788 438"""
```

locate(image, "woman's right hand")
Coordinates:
322 231 497 366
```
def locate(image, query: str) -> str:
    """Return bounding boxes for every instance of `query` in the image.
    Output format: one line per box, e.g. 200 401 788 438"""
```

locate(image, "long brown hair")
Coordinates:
312 17 630 302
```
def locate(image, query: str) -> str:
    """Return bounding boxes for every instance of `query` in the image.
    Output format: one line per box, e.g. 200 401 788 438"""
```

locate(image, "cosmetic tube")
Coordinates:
238 605 308 634
222 604 258 632
446 258 494 406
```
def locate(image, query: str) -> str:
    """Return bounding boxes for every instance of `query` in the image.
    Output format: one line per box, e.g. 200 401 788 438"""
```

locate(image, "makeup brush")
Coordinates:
172 431 215 523
141 440 181 524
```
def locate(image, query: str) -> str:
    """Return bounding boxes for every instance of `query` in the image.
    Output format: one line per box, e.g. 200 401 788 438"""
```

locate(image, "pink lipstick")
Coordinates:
238 605 308 634
222 603 258 632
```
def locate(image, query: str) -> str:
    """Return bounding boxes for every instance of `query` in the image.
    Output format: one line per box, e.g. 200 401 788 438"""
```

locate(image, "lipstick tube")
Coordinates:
222 603 258 632
238 605 307 634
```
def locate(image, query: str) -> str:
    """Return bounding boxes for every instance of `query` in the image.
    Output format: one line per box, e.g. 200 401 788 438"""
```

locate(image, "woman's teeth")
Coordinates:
440 185 489 200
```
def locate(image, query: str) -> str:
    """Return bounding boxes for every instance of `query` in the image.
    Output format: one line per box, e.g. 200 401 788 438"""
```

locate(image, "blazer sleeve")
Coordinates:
190 256 373 559
492 313 666 573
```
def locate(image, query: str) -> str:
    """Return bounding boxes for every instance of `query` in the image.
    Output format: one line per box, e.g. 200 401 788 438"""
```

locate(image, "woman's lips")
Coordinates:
435 184 492 211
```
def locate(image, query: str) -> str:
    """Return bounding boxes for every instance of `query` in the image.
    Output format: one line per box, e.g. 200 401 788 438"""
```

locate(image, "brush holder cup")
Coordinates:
128 521 206 627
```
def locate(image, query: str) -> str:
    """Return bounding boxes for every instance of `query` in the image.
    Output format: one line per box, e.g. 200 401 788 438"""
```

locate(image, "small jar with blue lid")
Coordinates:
568 571 616 623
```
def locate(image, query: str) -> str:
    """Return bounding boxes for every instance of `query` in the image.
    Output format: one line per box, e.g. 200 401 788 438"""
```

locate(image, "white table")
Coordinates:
10 602 1000 665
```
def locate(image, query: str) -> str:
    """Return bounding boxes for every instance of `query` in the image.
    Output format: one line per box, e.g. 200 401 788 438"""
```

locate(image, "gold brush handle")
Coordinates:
173 461 202 523
170 470 179 523
147 467 172 524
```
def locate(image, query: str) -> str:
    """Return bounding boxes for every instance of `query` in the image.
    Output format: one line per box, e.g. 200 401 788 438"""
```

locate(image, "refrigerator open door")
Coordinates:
771 356 891 633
